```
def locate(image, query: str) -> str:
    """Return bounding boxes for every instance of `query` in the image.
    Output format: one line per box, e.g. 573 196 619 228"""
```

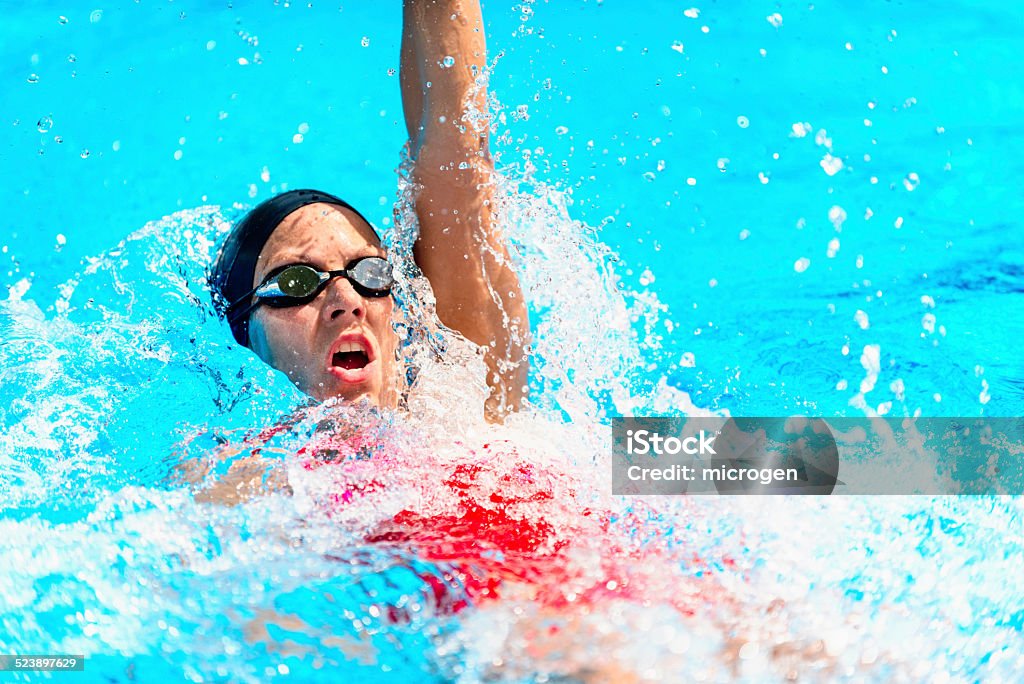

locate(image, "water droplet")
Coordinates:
58 15 69 24
441 55 455 68
37 116 53 133
80 149 90 159
828 205 847 230
820 154 843 176
360 36 370 47
26 74 40 84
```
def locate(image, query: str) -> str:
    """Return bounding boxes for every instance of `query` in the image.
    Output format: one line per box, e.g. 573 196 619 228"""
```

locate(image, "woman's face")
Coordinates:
247 203 399 407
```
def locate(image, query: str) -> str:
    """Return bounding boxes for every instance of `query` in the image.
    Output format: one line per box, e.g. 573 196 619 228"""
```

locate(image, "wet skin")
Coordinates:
247 203 400 408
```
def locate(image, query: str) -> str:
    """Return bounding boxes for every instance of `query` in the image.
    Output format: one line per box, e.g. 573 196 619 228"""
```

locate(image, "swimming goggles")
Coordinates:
226 257 394 323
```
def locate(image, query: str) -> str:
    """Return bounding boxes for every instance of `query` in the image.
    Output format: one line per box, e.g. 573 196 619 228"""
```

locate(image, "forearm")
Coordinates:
401 0 489 157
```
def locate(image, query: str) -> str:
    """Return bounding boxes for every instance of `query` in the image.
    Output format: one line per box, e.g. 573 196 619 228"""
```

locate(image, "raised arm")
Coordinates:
401 0 529 421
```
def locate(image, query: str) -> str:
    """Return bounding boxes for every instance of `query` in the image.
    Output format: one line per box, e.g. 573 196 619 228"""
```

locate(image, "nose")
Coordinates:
319 274 365 323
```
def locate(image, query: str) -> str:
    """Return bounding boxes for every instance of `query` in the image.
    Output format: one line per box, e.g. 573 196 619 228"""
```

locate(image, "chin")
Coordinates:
321 379 381 406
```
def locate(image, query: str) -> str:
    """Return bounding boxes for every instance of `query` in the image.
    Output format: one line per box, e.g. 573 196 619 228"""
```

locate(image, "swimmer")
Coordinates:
210 0 528 423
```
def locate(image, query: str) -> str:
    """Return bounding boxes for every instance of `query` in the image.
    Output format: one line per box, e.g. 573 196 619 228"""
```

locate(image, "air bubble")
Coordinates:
441 55 455 68
80 149 90 159
27 74 40 84
37 117 53 133
360 36 370 47
90 9 103 23
555 125 569 135
736 115 749 128
58 15 69 24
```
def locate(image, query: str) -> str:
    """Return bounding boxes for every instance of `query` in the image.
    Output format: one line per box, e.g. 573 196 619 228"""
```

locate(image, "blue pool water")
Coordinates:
2 1 1023 681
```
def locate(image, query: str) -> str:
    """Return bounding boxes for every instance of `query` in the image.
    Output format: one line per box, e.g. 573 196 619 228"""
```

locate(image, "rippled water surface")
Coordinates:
2 1 1023 682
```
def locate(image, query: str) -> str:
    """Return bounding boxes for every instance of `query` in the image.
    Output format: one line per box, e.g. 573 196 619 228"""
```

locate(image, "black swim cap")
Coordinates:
209 188 379 347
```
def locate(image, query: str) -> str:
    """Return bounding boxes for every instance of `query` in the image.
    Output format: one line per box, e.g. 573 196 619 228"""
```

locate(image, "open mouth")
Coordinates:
326 335 376 385
332 341 370 370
